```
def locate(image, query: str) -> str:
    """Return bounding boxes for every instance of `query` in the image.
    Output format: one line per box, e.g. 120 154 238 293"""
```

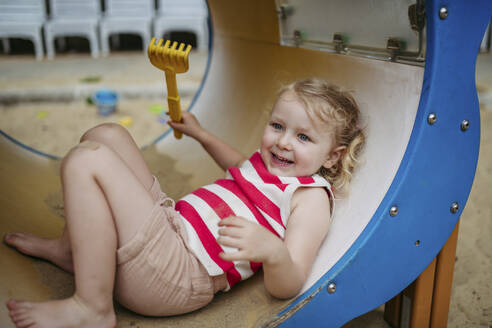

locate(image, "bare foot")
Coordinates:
7 297 116 328
3 233 73 273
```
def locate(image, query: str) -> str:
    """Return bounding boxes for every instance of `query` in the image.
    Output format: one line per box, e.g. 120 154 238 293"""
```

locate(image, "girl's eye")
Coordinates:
271 123 283 130
298 134 310 142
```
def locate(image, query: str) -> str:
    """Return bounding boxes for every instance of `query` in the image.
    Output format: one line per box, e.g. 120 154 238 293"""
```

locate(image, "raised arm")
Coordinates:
168 112 246 170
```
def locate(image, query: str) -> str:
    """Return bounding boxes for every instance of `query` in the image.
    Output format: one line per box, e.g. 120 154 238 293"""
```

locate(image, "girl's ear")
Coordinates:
323 146 346 169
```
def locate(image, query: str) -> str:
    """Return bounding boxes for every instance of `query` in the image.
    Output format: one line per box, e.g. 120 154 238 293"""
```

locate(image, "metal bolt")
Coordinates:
279 4 294 19
293 30 303 47
439 7 448 19
389 206 399 217
427 113 437 125
461 120 470 131
450 202 459 214
327 282 337 294
333 33 345 53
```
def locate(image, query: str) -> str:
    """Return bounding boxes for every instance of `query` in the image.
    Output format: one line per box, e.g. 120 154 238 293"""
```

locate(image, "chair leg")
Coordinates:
101 28 110 56
153 24 164 41
45 30 55 59
142 33 150 53
89 28 100 58
34 30 43 61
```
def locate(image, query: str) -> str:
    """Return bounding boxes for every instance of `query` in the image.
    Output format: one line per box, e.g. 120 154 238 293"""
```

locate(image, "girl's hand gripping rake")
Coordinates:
148 38 192 139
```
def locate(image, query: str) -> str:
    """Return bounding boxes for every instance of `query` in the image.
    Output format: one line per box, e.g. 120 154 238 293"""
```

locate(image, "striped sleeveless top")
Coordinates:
175 151 333 289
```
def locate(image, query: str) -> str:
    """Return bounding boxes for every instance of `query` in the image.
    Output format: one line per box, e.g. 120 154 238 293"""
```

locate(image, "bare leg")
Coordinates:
4 123 154 273
7 140 156 328
80 123 154 190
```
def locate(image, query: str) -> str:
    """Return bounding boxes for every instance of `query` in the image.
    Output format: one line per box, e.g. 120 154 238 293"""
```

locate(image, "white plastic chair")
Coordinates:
44 0 101 59
100 0 155 56
0 0 46 60
154 0 209 51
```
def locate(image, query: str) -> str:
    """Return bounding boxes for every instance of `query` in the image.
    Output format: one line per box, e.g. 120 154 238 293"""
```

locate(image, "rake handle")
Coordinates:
164 70 182 139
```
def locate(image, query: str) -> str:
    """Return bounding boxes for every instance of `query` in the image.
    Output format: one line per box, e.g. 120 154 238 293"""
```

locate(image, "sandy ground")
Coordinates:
0 50 207 158
0 98 192 157
0 51 491 327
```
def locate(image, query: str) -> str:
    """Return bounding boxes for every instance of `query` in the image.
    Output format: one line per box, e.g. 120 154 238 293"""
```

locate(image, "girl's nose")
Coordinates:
277 133 292 150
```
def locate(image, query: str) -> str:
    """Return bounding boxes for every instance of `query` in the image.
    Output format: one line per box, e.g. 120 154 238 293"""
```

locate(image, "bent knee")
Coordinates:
80 123 129 144
78 140 101 151
61 141 108 175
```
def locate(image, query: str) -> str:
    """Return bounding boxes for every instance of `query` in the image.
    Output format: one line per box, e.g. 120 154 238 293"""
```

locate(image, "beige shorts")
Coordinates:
115 177 227 316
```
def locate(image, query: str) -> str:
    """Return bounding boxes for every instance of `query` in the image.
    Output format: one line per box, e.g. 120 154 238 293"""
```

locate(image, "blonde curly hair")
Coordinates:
280 78 365 195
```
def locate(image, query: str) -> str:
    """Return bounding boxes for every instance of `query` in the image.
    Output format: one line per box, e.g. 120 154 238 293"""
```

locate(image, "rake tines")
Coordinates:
148 37 192 139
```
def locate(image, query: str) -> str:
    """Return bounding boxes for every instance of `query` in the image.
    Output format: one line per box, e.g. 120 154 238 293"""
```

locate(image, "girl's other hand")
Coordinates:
167 111 205 140
217 216 286 264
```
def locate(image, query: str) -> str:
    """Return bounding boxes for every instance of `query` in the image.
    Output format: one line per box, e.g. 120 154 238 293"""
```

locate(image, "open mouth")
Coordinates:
271 152 294 166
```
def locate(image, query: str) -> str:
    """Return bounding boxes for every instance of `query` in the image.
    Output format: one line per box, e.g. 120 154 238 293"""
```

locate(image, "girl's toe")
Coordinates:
7 299 18 310
14 317 35 328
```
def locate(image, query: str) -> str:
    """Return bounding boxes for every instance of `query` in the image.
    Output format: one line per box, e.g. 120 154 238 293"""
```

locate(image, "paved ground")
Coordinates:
0 50 208 101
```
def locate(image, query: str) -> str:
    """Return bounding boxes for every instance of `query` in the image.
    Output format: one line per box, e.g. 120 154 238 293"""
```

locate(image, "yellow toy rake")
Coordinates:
148 38 192 139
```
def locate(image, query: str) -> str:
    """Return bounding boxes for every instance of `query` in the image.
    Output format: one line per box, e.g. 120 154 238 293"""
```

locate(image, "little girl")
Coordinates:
5 78 364 328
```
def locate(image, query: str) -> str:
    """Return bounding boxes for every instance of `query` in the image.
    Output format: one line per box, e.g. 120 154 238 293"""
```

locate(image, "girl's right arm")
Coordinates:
168 112 246 171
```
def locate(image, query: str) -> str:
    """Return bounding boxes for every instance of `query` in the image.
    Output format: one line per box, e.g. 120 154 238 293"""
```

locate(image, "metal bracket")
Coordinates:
333 33 346 53
293 30 303 46
408 0 426 32
279 3 294 19
387 37 406 61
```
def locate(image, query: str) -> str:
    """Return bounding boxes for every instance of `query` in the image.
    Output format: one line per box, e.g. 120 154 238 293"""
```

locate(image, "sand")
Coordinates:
0 51 207 158
0 98 192 157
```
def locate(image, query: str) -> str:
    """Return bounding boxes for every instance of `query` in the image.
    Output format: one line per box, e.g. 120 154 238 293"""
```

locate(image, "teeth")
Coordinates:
273 153 293 163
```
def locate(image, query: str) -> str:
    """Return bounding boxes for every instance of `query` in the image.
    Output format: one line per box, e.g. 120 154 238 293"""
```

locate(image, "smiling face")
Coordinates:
260 90 342 177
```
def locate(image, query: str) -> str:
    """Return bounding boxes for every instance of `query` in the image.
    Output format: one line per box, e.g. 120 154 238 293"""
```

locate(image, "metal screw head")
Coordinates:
327 282 337 294
279 4 294 19
389 206 399 217
293 30 303 46
439 7 449 19
427 113 437 125
450 202 459 214
461 120 470 131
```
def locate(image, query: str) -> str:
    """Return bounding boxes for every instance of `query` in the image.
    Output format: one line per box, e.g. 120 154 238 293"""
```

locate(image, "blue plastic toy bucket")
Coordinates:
93 89 118 116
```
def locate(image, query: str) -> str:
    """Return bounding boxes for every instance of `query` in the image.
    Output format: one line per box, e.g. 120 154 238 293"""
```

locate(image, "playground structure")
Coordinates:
1 0 491 327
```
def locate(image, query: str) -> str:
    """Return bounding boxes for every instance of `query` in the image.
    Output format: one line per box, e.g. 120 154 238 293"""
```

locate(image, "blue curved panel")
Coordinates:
279 0 491 326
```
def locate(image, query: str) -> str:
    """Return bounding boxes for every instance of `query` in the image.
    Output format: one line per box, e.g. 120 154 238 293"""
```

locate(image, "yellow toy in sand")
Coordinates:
148 38 192 139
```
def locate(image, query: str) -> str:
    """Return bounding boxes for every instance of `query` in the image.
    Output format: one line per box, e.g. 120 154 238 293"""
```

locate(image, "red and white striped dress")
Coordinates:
175 151 333 290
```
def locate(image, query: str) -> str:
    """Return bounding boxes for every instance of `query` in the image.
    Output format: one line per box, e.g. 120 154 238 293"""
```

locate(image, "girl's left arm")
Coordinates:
263 187 332 298
217 187 331 299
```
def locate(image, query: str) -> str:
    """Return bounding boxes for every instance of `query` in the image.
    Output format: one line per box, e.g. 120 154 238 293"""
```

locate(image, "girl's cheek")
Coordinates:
296 144 312 157
265 131 276 143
